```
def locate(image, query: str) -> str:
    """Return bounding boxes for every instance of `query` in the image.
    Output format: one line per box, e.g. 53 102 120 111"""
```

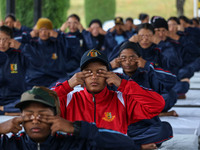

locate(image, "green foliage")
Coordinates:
42 0 70 28
16 1 34 27
0 0 6 20
0 0 70 28
84 0 116 27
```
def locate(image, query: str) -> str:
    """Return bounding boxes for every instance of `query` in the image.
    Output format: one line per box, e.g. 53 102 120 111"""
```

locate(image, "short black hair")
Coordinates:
5 13 16 21
192 18 199 25
126 17 133 23
0 25 14 38
179 16 190 24
88 19 102 28
67 14 80 22
168 16 180 24
119 41 141 57
139 13 149 21
136 23 154 34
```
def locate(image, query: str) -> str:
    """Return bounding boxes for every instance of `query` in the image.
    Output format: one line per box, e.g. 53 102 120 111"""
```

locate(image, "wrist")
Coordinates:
73 121 81 136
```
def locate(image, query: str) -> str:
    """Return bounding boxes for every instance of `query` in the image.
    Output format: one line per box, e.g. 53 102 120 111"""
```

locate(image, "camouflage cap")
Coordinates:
15 86 56 109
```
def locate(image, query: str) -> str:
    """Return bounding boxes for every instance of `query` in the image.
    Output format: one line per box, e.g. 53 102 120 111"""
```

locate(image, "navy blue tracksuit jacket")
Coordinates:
0 121 141 150
64 31 88 73
18 32 70 89
0 46 41 113
108 63 174 146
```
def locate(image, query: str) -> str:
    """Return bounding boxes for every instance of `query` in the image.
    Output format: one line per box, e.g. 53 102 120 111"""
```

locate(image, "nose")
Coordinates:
91 72 97 79
31 114 40 124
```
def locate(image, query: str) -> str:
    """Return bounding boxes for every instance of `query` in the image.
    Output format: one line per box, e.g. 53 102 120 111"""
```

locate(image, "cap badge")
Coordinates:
87 49 101 57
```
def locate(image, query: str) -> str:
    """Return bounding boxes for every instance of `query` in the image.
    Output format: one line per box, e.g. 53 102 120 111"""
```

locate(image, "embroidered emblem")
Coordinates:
87 49 101 57
52 53 58 60
10 64 18 73
102 112 115 122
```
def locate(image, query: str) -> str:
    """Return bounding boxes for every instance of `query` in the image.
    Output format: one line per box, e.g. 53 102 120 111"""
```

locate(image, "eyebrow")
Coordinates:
23 110 50 113
120 55 138 57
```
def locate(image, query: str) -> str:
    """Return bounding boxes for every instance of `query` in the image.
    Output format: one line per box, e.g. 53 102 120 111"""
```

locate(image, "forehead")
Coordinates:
138 28 153 34
120 48 138 56
22 102 53 113
168 20 177 25
155 27 167 31
68 17 78 22
5 17 14 22
84 61 107 70
90 23 100 28
126 20 132 23
0 31 10 38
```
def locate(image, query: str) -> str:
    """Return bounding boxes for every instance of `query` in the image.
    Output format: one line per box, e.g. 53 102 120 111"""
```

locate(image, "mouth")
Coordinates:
123 66 132 69
30 127 42 133
91 82 98 86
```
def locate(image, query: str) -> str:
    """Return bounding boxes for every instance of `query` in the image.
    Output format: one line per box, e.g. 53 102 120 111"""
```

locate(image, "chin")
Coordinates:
89 88 102 94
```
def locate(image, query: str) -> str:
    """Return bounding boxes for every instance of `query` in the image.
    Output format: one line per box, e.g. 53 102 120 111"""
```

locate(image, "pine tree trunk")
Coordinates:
176 0 185 17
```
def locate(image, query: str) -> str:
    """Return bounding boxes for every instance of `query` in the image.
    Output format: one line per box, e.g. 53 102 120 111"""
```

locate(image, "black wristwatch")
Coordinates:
73 121 81 136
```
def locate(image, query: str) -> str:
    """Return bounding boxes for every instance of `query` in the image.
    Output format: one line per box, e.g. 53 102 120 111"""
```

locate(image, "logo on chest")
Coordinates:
52 53 58 60
10 64 18 73
102 112 115 122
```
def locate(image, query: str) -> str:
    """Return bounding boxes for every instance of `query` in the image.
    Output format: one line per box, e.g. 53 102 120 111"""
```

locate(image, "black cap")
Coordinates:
115 17 124 25
80 49 109 70
119 41 141 57
151 16 168 30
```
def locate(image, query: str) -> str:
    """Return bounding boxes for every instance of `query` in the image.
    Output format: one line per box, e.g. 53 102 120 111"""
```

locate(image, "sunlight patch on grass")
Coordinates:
67 0 194 28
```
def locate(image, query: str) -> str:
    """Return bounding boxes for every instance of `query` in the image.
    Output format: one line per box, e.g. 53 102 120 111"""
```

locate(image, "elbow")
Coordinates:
159 95 166 112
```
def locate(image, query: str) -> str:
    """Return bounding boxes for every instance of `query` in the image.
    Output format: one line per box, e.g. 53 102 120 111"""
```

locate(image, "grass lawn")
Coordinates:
68 0 194 27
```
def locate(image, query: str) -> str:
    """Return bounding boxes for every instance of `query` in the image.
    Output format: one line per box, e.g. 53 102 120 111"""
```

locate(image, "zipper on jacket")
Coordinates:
93 96 96 123
37 143 40 150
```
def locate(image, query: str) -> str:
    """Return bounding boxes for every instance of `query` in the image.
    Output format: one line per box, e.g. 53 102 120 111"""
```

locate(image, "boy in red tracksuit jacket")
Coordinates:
53 49 166 150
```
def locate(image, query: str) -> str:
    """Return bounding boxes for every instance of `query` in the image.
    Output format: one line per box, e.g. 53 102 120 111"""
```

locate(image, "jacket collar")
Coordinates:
83 86 110 103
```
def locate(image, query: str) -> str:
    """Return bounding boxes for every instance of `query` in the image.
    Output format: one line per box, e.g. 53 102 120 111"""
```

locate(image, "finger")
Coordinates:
82 70 92 75
12 127 21 134
97 70 112 78
51 126 57 136
14 125 22 131
38 115 56 124
13 116 24 125
22 115 33 122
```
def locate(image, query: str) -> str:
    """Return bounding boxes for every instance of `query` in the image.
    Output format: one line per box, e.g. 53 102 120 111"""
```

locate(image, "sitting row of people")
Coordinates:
0 14 200 116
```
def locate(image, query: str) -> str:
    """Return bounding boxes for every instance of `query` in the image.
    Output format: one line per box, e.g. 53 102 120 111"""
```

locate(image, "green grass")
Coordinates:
68 0 194 28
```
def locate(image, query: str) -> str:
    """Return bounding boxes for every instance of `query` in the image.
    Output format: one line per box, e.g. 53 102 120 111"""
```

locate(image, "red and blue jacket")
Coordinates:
53 79 165 134
110 62 177 112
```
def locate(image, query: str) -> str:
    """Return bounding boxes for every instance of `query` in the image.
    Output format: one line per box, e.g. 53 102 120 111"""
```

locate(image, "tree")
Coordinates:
84 0 116 27
0 0 70 28
42 0 70 28
176 0 185 17
0 0 6 21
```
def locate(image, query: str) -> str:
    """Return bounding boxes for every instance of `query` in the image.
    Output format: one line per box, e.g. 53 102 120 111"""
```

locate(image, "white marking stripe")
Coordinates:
150 64 176 77
66 91 76 107
116 91 125 107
